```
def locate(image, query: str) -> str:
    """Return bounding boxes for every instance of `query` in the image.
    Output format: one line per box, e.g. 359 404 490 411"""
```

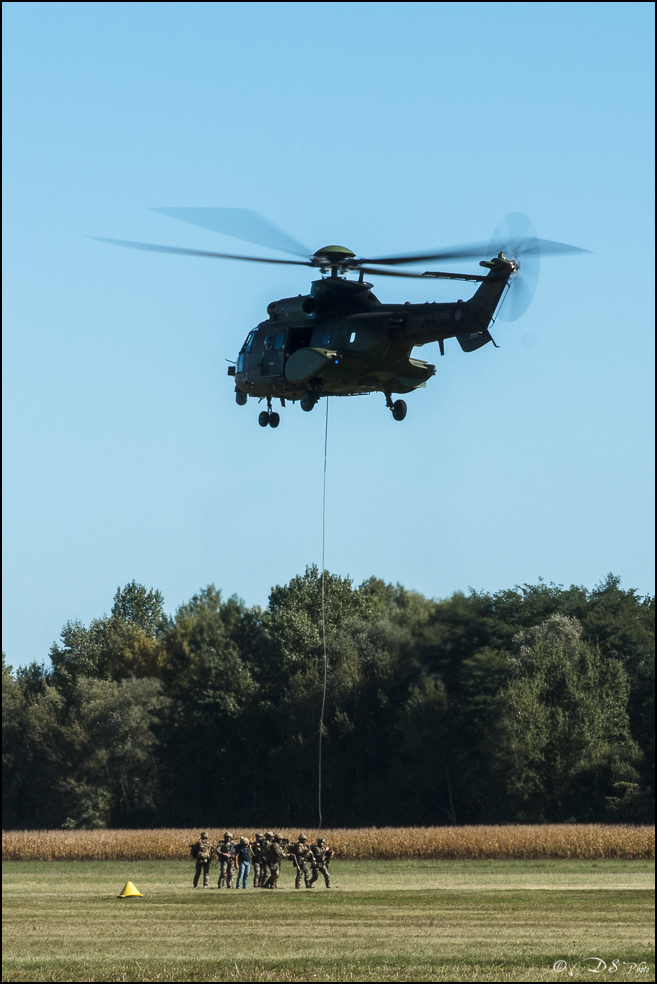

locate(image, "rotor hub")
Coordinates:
312 245 356 261
312 245 358 277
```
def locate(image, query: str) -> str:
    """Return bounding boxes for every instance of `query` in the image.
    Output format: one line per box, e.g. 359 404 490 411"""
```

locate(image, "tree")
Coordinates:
110 581 166 636
492 614 639 821
157 586 258 822
59 676 168 827
49 582 168 687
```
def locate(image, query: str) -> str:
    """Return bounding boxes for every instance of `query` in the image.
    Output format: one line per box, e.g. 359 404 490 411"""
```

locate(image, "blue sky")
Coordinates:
3 2 654 668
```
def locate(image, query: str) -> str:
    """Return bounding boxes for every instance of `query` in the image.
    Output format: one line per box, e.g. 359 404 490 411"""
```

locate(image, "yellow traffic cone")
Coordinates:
118 881 143 898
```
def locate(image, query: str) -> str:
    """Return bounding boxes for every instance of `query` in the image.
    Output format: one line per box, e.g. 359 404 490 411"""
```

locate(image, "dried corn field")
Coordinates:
2 825 653 861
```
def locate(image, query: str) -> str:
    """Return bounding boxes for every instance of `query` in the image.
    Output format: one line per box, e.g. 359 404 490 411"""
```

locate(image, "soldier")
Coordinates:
309 837 334 888
288 833 312 889
263 833 286 889
217 830 237 888
251 834 265 888
190 831 214 888
259 830 274 887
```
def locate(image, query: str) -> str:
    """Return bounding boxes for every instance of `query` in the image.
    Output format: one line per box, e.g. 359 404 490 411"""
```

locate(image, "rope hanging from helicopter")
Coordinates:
318 396 329 830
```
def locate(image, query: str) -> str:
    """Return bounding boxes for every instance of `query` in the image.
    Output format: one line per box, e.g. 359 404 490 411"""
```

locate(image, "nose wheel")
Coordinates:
300 390 319 412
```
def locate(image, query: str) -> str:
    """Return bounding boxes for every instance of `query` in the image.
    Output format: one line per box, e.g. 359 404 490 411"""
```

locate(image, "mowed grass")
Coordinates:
2 860 654 982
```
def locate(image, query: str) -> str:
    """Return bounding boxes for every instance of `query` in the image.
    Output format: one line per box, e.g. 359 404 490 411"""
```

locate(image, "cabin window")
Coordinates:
264 334 275 351
275 331 285 350
349 331 356 343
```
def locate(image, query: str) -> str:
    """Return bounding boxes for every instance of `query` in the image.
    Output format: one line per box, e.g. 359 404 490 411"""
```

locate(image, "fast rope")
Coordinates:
318 396 329 830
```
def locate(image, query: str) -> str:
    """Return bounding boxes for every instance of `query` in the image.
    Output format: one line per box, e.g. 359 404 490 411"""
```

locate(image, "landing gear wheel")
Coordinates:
391 400 407 421
300 391 317 412
258 411 270 427
269 412 280 428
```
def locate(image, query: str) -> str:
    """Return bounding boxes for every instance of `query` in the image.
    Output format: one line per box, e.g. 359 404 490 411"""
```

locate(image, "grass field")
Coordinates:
2 859 654 982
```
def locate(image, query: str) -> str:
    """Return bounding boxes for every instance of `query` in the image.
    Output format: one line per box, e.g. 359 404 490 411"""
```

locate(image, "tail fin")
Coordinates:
465 256 514 329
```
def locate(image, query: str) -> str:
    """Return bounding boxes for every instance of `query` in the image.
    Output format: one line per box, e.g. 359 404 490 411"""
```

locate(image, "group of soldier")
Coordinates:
190 830 334 890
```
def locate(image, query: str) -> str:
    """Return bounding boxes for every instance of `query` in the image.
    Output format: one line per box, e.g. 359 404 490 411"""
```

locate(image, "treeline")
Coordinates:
2 571 654 830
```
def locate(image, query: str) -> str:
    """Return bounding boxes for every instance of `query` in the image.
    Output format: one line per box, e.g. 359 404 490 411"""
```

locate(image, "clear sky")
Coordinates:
3 2 654 668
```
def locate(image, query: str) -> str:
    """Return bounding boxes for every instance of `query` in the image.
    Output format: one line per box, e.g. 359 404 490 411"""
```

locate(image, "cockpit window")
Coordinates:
321 328 331 345
275 331 285 350
245 331 256 353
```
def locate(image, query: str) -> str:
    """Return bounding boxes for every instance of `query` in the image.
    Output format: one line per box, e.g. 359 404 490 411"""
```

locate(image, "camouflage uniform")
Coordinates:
263 834 286 889
190 832 214 888
217 831 236 888
309 838 333 888
251 835 265 888
288 834 313 889
258 831 274 887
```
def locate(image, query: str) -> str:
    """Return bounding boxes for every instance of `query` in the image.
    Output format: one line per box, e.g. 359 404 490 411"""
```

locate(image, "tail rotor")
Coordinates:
489 213 540 322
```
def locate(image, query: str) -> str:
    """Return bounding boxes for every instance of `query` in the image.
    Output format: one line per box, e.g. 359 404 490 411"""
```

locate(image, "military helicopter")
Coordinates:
95 210 589 427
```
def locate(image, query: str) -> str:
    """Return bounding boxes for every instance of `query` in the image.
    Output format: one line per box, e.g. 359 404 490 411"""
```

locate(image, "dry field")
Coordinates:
3 824 654 861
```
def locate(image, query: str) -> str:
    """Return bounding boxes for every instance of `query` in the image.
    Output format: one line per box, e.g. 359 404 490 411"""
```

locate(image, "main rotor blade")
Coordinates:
90 237 313 266
360 237 590 266
358 266 486 282
151 208 312 258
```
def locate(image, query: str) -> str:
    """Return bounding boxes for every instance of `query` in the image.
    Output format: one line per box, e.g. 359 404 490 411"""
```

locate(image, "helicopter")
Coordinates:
95 210 589 427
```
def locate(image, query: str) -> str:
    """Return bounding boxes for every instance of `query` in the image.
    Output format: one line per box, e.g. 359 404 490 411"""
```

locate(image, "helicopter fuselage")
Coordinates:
230 259 512 408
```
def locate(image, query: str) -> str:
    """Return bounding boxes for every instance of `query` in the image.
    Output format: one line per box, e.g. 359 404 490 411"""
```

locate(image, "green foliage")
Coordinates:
49 581 168 687
2 573 654 828
493 614 639 821
111 580 166 635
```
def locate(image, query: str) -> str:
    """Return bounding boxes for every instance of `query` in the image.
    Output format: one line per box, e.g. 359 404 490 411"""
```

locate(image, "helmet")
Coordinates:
240 836 248 844
265 830 274 839
224 831 232 840
255 834 263 841
298 834 307 842
317 838 325 844
201 832 208 839
274 833 282 842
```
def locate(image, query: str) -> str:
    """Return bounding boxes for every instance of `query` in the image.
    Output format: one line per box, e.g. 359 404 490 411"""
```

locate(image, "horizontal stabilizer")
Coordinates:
457 331 493 353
